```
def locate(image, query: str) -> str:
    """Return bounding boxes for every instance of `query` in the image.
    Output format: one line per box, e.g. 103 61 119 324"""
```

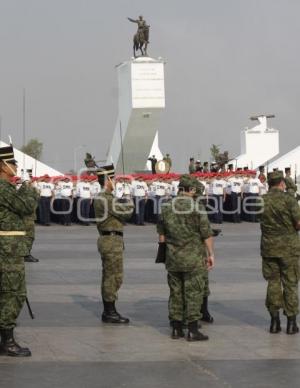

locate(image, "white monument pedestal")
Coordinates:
106 57 165 173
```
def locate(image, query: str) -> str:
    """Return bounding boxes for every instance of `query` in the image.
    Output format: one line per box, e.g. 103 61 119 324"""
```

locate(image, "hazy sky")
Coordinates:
0 0 299 172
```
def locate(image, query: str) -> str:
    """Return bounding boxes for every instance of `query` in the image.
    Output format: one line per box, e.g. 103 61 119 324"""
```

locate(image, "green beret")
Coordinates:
267 170 284 185
179 174 198 189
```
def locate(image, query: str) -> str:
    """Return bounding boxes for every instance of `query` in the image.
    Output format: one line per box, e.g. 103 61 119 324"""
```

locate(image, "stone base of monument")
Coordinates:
106 56 165 174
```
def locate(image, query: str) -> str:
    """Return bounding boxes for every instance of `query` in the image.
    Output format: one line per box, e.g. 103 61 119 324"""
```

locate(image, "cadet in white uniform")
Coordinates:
243 172 263 222
37 175 54 225
152 178 169 221
77 177 91 225
227 172 243 223
131 177 148 225
208 175 226 224
57 177 73 225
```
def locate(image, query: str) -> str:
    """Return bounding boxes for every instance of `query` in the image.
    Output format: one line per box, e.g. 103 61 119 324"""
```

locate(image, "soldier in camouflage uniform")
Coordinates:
195 179 214 323
284 167 298 197
157 175 215 341
94 165 134 324
260 170 300 334
0 144 39 357
24 173 39 263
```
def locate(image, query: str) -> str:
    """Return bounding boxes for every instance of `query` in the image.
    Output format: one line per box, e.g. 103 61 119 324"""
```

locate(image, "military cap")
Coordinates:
0 145 17 165
96 164 115 178
267 170 284 185
96 164 115 187
179 174 198 189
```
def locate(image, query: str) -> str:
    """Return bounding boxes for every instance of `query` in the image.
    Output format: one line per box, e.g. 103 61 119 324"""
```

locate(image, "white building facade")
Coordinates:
230 115 279 169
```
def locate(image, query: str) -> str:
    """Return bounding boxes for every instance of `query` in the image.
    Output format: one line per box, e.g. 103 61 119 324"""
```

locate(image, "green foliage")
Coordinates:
210 144 220 161
21 138 43 160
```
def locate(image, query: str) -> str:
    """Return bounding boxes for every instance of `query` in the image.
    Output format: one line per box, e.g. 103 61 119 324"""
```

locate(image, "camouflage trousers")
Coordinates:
262 256 299 317
24 221 35 256
0 257 27 329
98 235 123 302
203 269 210 298
168 268 204 323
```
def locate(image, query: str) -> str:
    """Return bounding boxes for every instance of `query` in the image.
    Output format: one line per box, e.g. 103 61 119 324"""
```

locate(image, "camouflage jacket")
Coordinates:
260 187 300 257
94 191 134 233
157 195 213 272
0 179 39 258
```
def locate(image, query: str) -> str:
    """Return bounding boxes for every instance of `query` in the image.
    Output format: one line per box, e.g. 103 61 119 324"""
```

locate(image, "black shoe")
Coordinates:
270 312 281 334
287 316 299 335
187 321 209 341
200 297 214 323
171 321 185 339
0 329 31 357
102 301 130 324
24 255 39 263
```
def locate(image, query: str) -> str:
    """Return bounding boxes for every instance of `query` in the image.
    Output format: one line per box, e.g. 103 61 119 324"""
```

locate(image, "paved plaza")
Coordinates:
1 222 300 387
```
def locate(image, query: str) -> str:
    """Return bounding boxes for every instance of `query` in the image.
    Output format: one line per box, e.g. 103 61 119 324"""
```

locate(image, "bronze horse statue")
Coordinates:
133 25 149 57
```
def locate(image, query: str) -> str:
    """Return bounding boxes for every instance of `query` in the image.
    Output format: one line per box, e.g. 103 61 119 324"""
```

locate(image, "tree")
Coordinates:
21 138 43 160
210 144 220 162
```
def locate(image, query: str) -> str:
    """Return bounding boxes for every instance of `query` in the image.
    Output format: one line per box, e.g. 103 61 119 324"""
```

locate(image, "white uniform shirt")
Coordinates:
131 180 148 197
171 181 179 197
147 182 156 197
228 177 243 194
90 181 101 197
153 181 167 197
76 181 91 199
246 177 262 194
58 181 73 197
38 182 54 197
209 179 226 196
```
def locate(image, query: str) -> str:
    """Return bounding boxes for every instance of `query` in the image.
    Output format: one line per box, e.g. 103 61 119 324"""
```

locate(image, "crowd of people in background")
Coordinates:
11 160 298 227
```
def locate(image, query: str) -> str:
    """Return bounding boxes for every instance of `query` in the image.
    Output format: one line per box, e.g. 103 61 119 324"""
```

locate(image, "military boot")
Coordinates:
286 316 299 335
0 329 31 357
24 255 39 263
171 321 185 339
102 301 130 324
187 321 209 341
269 312 281 334
200 297 214 323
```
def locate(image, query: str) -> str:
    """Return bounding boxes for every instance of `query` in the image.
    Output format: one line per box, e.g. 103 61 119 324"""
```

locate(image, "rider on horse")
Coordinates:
128 15 150 43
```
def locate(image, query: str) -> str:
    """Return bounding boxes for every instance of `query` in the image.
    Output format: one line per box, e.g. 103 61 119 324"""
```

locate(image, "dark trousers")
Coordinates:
60 197 73 225
212 194 223 224
230 192 242 223
134 197 146 225
244 193 259 222
79 198 91 222
39 196 51 225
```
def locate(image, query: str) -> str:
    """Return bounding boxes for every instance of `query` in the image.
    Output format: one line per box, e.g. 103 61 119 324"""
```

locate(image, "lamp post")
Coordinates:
73 145 86 173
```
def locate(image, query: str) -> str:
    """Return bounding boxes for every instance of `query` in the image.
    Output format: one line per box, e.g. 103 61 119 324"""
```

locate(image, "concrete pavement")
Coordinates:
0 222 300 387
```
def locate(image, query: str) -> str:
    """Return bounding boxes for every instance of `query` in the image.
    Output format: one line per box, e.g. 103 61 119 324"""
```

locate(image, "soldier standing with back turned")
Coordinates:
0 144 38 356
260 171 300 334
94 165 134 324
157 175 215 340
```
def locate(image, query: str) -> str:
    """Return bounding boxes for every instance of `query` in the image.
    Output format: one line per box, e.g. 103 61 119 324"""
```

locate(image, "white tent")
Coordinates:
0 140 62 177
266 146 300 180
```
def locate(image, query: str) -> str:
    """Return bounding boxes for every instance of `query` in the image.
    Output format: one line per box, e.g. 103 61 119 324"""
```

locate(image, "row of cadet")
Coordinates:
11 167 298 226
